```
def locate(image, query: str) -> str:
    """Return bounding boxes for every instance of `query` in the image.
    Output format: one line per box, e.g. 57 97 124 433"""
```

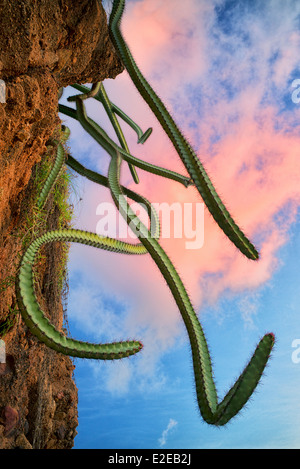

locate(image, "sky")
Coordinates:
58 0 300 449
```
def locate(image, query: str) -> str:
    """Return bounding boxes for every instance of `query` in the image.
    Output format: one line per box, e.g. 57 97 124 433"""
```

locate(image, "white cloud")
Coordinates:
158 418 178 447
67 264 179 396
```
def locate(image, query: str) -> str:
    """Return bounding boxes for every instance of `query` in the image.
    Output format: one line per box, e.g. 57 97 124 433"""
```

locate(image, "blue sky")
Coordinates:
68 223 300 449
59 0 300 449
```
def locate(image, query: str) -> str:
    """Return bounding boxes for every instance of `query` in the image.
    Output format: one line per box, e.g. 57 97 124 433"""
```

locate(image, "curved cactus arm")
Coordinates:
16 229 144 360
73 97 193 187
17 133 164 360
59 125 71 144
95 82 140 182
108 0 259 261
69 82 139 184
37 143 65 209
59 101 193 188
107 149 275 426
213 333 275 425
41 129 160 248
70 83 153 145
68 82 102 101
66 152 161 240
37 126 71 208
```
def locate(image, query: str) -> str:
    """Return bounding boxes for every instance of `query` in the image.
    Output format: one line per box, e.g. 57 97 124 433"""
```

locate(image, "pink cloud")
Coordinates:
71 97 300 314
66 0 300 378
122 0 213 87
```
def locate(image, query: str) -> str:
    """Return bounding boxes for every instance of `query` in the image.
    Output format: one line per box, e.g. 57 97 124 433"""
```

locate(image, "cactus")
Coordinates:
16 0 276 427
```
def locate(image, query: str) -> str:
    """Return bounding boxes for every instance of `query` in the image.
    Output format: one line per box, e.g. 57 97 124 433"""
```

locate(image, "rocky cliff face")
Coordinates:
0 0 123 449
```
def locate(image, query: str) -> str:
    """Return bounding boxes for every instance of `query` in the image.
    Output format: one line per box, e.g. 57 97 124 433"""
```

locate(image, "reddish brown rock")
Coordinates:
0 0 124 450
2 406 20 437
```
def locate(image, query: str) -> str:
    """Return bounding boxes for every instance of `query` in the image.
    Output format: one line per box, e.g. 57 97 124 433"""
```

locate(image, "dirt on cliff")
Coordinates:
0 0 123 449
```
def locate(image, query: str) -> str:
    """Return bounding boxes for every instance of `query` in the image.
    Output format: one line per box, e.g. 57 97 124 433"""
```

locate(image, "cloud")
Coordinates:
115 0 300 302
67 267 176 396
158 418 178 447
63 0 300 394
